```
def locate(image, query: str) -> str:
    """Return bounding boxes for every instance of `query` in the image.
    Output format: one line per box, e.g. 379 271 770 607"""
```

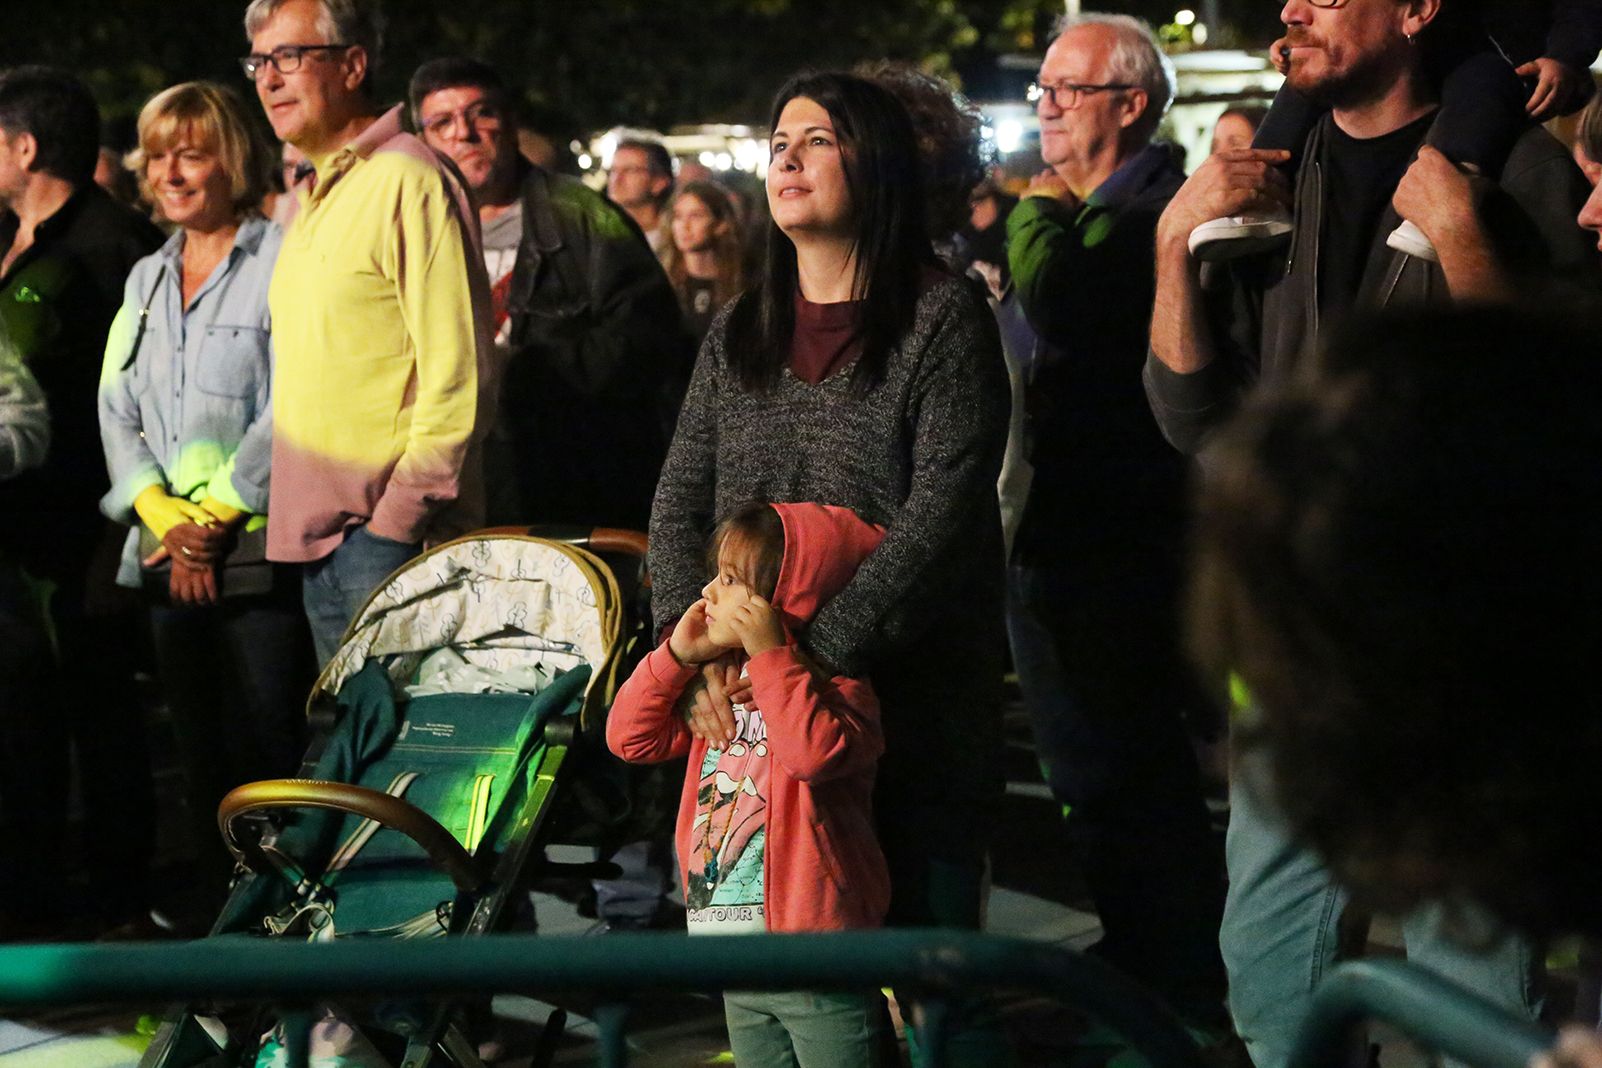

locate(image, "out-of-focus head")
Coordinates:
607 137 672 211
1277 0 1441 110
1190 304 1602 942
1210 104 1267 155
677 159 715 185
131 81 274 228
859 61 986 242
1034 15 1173 170
409 56 516 195
242 0 382 155
670 181 737 255
0 65 101 200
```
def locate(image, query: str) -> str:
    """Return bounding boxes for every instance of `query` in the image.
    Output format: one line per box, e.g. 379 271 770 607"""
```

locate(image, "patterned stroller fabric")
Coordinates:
313 535 627 733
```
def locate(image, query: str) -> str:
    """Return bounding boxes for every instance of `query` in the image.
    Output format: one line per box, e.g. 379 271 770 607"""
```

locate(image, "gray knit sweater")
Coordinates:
649 275 1009 677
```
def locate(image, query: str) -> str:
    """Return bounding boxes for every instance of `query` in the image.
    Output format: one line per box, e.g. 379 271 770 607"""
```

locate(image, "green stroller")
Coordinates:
137 530 643 1068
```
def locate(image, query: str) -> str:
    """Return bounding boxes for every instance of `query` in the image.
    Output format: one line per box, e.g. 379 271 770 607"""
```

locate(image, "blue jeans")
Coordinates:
724 989 880 1068
1222 756 1543 1068
301 526 419 666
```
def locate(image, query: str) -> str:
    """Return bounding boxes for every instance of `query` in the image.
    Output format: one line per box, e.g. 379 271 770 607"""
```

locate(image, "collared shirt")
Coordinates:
98 215 280 586
266 105 492 563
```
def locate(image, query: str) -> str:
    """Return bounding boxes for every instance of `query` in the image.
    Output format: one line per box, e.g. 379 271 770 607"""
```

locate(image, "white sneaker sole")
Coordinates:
1188 217 1294 262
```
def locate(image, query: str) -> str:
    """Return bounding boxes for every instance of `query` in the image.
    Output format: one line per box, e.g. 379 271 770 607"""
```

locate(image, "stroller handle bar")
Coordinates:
478 525 648 560
218 780 487 894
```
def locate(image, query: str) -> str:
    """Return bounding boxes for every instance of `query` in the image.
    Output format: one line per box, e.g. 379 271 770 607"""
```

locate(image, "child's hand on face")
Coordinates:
721 595 787 657
669 600 724 665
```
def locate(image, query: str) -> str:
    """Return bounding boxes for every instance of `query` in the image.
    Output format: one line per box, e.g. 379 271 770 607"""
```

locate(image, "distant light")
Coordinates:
1192 22 1209 44
569 139 585 154
577 153 593 169
714 152 733 171
1175 8 1196 25
733 139 767 173
699 151 717 166
996 119 1024 155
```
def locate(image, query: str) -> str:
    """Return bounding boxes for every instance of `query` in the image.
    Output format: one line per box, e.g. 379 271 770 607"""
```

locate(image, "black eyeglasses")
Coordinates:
239 43 351 80
420 103 503 139
1026 81 1138 109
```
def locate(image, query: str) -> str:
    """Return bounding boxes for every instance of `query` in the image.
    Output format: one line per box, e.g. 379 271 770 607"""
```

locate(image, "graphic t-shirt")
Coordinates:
683 276 719 345
481 201 524 348
686 682 769 935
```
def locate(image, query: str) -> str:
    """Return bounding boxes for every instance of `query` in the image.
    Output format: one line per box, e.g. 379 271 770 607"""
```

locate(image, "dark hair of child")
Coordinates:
705 502 786 600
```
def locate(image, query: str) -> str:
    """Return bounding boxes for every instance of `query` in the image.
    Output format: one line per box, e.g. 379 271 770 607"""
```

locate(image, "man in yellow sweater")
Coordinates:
242 0 492 663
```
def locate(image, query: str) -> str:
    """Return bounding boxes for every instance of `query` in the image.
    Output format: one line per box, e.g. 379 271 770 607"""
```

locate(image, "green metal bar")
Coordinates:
282 1009 312 1068
0 931 1203 1068
920 997 951 1068
593 1001 630 1068
1289 959 1554 1068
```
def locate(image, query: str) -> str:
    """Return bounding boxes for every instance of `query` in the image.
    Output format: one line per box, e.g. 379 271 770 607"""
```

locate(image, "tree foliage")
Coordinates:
3 0 1283 144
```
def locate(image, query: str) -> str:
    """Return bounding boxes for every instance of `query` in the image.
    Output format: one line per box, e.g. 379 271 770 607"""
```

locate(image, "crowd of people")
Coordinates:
5 0 1602 1064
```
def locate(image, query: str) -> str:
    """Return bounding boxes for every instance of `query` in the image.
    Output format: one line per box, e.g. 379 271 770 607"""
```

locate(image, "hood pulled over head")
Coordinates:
767 502 886 633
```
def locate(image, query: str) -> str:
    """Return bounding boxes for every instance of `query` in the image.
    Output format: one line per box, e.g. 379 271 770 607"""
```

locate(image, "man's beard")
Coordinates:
1291 42 1401 111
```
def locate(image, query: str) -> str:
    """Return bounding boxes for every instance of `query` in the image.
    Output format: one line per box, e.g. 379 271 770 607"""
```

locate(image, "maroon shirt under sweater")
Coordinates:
790 290 864 384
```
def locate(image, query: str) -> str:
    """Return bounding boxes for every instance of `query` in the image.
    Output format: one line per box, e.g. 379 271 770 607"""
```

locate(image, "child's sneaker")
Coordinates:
1188 206 1293 262
1385 219 1439 263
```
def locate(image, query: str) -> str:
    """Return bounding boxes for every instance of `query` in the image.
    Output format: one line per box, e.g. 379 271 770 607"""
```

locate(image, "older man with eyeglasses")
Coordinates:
1146 0 1599 1063
240 0 492 665
1001 12 1228 1032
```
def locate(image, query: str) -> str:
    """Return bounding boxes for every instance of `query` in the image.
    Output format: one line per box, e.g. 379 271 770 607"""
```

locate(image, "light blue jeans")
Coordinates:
301 525 420 666
1221 758 1543 1068
723 989 880 1068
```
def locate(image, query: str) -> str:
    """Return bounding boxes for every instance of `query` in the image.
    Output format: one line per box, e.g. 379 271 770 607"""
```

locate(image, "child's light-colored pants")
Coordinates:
723 989 880 1068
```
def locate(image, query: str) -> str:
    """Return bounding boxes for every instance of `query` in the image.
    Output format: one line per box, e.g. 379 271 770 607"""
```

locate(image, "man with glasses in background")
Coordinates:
606 138 673 253
240 0 491 665
1146 0 1597 1062
1002 13 1227 1031
408 57 687 532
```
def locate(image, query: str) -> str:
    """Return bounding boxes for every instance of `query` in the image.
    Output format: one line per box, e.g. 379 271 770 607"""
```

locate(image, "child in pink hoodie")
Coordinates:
607 500 890 1066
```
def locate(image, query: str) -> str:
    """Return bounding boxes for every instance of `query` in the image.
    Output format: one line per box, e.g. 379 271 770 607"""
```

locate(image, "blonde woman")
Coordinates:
659 180 747 344
98 81 309 902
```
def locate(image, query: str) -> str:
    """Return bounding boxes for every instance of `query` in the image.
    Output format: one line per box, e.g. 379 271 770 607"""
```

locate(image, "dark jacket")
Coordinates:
1006 142 1190 563
1143 115 1599 457
0 186 162 578
1481 0 1602 70
492 162 691 529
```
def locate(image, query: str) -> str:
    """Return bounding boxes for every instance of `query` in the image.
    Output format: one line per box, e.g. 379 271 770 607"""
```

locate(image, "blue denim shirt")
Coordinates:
98 215 281 586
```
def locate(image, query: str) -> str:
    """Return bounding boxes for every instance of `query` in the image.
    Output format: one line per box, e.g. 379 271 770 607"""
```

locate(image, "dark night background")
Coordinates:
2 1 1286 147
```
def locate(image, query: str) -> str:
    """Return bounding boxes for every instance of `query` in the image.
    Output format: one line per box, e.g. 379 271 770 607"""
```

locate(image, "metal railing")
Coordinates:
0 930 1206 1068
1290 959 1555 1068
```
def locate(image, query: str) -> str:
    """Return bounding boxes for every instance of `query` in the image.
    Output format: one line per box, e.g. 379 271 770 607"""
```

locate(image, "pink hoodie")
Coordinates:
606 502 891 932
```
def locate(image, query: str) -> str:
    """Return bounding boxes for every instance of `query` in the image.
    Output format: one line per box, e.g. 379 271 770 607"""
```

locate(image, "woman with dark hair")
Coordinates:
659 180 748 345
649 68 1009 1031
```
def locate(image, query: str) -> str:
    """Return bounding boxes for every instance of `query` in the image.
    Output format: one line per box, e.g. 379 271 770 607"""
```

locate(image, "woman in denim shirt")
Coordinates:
99 82 311 904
